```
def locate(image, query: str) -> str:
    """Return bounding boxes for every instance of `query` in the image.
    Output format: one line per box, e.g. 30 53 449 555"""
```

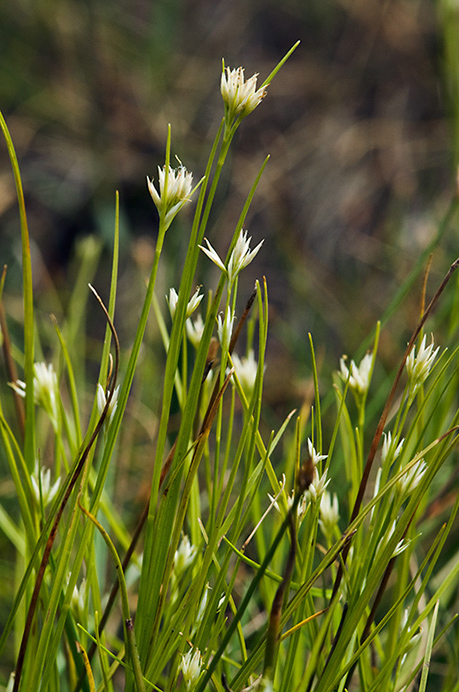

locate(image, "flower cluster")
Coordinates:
167 287 203 320
147 162 194 230
180 648 202 690
10 361 60 428
221 65 268 123
200 229 263 287
339 353 373 398
406 334 439 394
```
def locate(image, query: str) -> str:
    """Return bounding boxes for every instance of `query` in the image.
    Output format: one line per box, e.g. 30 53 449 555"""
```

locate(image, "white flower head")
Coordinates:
186 313 205 349
227 230 264 284
221 64 268 122
231 349 259 394
406 334 439 394
195 584 210 629
10 362 59 427
167 286 203 320
31 462 60 508
199 229 263 286
174 534 196 576
180 648 202 690
381 432 405 465
319 491 339 539
307 438 328 467
167 287 179 317
96 383 120 427
217 306 235 354
339 353 373 397
397 458 427 496
306 468 330 503
70 577 87 619
147 160 194 229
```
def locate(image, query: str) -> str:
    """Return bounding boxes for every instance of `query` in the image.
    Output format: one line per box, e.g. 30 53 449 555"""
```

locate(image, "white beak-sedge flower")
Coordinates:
167 287 203 320
180 648 202 690
186 313 205 349
147 161 194 229
217 306 235 354
397 458 427 496
406 334 439 394
319 491 339 539
173 534 196 575
31 462 60 508
10 361 59 427
221 64 268 122
339 352 373 397
199 229 263 286
381 432 405 465
306 468 330 503
96 383 120 427
307 438 328 467
231 349 259 394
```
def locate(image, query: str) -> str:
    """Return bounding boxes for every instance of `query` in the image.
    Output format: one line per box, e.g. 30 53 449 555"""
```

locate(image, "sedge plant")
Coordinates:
1 41 459 692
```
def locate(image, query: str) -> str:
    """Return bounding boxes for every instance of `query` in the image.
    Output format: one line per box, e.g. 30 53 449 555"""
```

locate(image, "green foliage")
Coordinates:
1 43 459 692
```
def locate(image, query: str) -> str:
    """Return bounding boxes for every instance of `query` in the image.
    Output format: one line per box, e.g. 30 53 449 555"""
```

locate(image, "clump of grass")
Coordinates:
1 41 459 692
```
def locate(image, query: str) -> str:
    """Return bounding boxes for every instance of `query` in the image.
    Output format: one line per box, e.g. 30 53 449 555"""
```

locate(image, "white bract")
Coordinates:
96 383 120 426
147 161 194 229
319 491 339 539
397 458 427 496
339 352 373 396
180 648 202 690
173 534 196 576
406 334 439 394
217 306 235 354
221 64 268 122
231 349 259 394
10 361 59 427
186 314 205 349
381 432 405 465
307 468 330 503
307 438 328 467
167 286 203 320
31 462 60 508
199 229 263 286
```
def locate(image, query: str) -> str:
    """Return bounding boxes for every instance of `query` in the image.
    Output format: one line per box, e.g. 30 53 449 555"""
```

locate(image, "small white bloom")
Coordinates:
31 462 60 508
319 491 339 539
174 534 196 576
339 353 373 396
231 349 259 394
180 648 202 690
199 229 263 286
221 64 268 121
268 487 310 527
167 287 179 317
307 439 328 467
186 314 205 349
217 306 235 354
167 286 203 320
96 383 120 426
195 584 210 628
10 362 59 426
227 230 264 284
306 468 330 503
406 334 439 393
377 521 411 558
397 458 427 496
147 161 194 229
381 432 404 465
70 577 87 619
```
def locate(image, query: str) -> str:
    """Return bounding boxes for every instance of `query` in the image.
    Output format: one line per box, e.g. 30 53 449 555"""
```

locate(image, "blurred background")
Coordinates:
1 0 458 409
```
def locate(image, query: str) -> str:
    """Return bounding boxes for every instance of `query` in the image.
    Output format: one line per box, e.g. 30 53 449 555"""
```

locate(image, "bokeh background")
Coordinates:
1 0 459 423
